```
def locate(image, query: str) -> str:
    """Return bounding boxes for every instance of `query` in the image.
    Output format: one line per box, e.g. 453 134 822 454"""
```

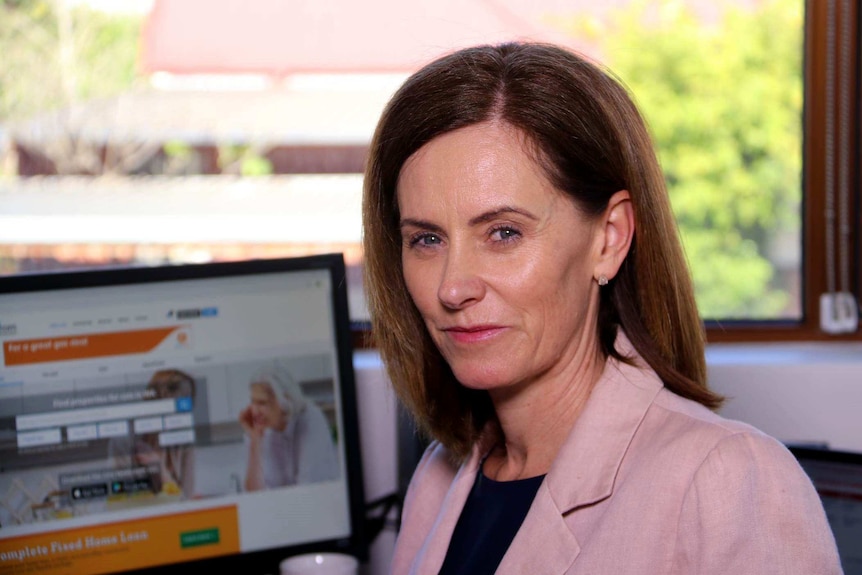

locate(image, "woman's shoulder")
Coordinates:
659 399 842 573
644 387 802 474
412 440 461 484
399 440 466 515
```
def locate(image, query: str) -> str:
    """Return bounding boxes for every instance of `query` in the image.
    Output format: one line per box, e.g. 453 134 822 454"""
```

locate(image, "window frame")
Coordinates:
706 0 860 343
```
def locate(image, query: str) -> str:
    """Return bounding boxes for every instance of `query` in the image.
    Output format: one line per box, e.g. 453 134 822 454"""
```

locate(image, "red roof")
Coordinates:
140 0 605 75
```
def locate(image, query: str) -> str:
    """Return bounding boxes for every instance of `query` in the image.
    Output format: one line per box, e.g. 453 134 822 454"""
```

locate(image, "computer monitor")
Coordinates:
789 446 862 575
0 254 367 574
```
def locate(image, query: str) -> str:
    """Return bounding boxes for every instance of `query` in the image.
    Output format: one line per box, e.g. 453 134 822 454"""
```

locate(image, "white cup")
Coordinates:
279 552 359 575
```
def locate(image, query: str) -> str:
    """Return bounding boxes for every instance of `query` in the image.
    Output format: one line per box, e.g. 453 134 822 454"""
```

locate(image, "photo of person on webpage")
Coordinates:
239 361 339 491
108 369 196 499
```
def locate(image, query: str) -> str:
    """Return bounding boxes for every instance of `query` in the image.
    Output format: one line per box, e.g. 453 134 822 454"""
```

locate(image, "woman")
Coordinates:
239 361 339 490
362 43 841 574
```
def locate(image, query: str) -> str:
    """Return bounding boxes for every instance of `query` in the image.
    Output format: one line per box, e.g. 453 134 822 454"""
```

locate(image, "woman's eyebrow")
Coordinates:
399 218 444 234
468 206 539 226
400 207 539 231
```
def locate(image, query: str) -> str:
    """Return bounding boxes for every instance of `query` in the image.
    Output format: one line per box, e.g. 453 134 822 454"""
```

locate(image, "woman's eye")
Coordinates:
490 226 521 242
409 233 442 247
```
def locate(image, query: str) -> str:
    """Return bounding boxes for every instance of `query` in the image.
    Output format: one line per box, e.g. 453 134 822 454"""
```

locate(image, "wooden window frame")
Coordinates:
707 0 860 343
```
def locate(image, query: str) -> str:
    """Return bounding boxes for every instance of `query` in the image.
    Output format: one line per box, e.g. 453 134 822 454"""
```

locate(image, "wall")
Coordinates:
707 342 862 453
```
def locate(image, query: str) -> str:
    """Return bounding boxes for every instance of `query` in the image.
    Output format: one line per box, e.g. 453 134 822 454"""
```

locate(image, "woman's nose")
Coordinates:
437 246 486 310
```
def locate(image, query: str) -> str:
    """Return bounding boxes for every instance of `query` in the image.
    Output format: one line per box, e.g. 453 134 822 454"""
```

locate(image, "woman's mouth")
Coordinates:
443 325 506 343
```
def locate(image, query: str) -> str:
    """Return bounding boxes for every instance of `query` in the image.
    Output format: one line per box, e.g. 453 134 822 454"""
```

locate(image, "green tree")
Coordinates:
0 0 144 176
555 0 803 319
0 0 64 122
0 0 142 121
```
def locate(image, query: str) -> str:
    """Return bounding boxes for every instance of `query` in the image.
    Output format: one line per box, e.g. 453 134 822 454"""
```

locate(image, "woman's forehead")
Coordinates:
396 124 564 221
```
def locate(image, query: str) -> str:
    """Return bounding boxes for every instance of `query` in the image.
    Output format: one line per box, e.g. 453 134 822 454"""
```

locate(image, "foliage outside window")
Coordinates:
0 0 142 122
554 0 803 320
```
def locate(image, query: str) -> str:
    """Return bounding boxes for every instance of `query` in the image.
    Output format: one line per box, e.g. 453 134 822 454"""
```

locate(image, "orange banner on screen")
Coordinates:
2 327 189 366
0 506 239 575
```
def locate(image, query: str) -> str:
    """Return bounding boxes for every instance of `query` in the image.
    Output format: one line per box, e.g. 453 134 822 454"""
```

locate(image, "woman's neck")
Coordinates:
485 344 605 481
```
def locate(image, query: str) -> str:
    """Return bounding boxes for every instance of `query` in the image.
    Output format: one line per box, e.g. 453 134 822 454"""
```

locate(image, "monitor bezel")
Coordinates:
0 254 369 574
788 445 862 466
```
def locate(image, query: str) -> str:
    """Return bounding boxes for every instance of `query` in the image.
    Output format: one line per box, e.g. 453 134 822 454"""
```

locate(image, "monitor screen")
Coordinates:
0 254 367 575
790 446 862 575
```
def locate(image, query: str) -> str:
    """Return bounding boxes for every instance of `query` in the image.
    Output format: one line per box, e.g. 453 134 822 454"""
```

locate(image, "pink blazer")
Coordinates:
391 339 842 574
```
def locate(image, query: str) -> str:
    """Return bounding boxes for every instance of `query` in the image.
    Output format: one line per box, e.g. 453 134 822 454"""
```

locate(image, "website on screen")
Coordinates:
0 271 352 575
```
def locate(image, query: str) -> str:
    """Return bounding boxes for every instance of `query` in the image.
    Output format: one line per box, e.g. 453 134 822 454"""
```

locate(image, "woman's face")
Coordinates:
397 122 605 393
249 382 285 429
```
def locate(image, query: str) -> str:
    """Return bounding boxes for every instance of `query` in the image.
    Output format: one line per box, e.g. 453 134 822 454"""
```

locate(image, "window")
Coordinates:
0 0 857 342
707 0 861 342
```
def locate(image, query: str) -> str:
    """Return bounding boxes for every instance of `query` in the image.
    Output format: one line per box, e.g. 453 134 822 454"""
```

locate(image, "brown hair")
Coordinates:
363 42 723 460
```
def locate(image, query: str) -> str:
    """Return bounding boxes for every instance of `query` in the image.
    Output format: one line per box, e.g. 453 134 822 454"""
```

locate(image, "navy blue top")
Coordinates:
438 468 545 575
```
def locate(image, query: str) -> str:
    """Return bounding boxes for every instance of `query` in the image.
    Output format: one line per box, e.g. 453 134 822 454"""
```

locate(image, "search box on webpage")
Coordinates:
16 398 178 431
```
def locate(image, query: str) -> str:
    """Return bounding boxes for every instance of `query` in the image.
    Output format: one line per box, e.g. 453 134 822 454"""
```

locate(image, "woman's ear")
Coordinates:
593 190 634 283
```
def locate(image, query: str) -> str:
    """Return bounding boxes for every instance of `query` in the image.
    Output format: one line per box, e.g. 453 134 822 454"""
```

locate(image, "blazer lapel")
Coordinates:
496 482 581 574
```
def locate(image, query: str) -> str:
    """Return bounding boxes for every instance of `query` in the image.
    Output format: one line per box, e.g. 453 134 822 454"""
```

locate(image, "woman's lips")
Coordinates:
443 325 506 343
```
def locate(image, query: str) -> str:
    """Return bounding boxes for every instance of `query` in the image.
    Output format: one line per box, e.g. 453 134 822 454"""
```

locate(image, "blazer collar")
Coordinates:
545 331 664 512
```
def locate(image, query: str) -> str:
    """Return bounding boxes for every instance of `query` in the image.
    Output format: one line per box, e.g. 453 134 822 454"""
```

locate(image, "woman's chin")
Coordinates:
452 366 516 392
